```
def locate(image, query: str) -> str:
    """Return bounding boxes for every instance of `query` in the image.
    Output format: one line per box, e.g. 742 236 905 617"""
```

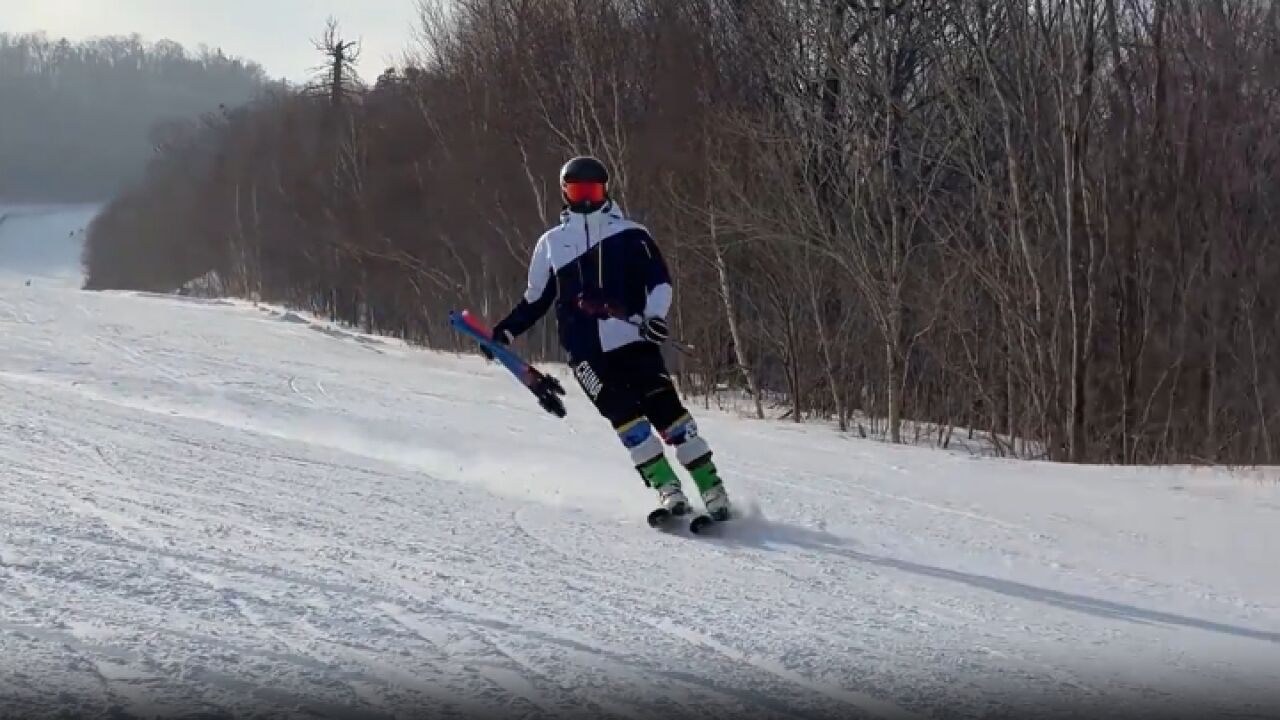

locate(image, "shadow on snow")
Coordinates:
701 508 1280 647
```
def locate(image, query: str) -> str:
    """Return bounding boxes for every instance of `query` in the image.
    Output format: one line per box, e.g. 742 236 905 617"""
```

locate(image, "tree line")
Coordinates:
0 32 269 201
83 1 1280 466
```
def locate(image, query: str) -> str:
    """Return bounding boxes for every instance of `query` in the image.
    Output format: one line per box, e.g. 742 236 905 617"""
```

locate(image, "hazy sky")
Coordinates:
4 0 421 84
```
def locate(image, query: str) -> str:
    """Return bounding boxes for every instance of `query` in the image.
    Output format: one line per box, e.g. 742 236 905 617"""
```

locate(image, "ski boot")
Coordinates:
646 482 691 528
657 483 691 516
640 454 690 527
687 458 732 522
663 415 732 523
699 483 731 522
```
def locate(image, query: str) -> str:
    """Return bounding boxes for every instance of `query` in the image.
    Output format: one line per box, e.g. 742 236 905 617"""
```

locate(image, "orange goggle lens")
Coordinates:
563 181 606 204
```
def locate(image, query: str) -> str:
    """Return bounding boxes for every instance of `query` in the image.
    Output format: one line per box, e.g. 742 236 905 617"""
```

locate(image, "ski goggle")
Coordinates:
563 181 606 205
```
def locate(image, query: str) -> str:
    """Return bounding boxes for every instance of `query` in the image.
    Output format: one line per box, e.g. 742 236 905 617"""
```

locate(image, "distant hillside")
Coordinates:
0 203 101 287
0 32 272 203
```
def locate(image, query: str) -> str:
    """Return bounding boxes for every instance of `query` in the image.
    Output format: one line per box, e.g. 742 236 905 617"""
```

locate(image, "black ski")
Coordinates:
688 514 717 534
648 507 725 534
647 506 684 530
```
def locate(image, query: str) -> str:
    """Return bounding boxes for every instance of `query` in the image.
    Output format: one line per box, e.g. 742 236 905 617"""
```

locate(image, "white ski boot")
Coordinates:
658 483 691 516
700 484 731 522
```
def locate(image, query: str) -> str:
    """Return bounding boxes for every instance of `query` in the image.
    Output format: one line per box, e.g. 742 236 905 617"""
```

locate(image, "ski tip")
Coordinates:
647 507 672 528
690 511 734 534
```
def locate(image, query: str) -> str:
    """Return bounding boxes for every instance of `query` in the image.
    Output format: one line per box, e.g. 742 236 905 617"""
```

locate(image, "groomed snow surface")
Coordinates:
2 206 1280 720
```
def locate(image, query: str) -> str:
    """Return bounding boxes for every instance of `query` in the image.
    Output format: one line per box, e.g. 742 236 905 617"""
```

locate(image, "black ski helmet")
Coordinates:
559 155 610 213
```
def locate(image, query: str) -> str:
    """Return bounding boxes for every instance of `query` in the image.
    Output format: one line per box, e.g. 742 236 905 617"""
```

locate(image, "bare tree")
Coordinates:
84 0 1280 465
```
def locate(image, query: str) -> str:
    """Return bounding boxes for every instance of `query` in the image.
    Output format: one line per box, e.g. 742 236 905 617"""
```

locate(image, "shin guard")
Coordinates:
618 417 677 489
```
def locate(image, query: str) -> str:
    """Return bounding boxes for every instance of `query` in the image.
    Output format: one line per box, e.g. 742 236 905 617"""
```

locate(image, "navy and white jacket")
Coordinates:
495 202 673 362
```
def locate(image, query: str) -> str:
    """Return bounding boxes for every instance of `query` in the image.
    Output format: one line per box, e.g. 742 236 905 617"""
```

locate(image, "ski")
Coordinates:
688 514 717 534
448 309 567 418
647 506 680 529
647 507 725 535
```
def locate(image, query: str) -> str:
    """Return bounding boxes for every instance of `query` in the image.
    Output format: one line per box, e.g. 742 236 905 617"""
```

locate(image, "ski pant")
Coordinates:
569 342 713 484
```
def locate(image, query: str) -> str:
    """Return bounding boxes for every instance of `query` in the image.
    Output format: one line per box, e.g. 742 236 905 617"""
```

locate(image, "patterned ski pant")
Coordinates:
569 342 711 481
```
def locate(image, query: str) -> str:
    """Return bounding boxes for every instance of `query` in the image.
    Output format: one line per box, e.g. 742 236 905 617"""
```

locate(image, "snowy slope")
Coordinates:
1 274 1280 719
0 203 99 288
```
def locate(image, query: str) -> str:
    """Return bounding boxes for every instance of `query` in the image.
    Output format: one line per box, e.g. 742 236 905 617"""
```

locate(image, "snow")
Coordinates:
2 217 1280 719
0 203 99 288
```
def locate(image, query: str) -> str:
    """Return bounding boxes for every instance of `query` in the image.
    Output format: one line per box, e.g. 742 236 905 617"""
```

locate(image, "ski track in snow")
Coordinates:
1 266 1280 718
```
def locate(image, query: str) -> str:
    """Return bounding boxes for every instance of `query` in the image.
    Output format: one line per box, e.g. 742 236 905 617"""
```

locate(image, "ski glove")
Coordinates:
639 317 669 345
481 326 514 361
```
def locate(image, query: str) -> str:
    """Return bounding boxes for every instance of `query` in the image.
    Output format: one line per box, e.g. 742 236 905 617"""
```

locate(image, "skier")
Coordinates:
482 155 732 521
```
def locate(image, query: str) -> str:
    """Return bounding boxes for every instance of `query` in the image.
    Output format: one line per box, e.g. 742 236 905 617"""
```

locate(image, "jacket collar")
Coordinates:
559 200 626 244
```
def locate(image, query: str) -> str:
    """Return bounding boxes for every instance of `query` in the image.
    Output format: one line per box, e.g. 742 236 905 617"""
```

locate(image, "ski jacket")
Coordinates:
495 202 673 362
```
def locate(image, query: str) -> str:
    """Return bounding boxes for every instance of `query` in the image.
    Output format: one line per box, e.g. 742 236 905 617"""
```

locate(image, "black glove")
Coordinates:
481 326 514 361
639 316 669 345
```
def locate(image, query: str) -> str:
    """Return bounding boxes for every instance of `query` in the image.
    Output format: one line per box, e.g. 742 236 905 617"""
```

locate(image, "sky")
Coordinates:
2 0 421 84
